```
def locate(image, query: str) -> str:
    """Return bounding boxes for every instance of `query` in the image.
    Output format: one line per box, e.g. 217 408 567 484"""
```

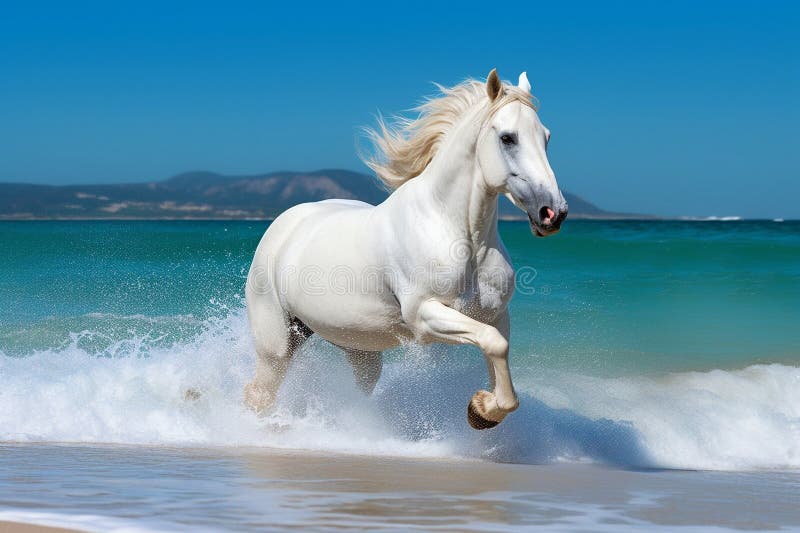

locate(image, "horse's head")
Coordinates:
477 69 568 237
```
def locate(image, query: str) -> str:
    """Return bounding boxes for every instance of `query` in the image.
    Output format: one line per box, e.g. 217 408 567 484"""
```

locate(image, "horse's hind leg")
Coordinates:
344 348 383 394
244 298 313 413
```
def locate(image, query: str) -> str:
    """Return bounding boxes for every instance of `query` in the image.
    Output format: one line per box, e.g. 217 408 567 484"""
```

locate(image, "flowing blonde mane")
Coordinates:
363 79 537 189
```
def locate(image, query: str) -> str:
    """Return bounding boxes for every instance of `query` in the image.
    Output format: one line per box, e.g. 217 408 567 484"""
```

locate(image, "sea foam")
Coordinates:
1 307 798 471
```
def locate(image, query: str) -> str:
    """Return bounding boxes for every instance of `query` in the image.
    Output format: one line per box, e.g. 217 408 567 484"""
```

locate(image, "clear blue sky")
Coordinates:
1 1 798 218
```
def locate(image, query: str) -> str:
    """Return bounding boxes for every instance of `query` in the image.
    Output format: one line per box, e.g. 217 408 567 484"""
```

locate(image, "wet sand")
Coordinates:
0 522 80 533
0 443 798 531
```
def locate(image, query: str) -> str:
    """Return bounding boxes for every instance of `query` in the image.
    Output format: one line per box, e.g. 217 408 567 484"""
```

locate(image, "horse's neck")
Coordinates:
417 107 499 248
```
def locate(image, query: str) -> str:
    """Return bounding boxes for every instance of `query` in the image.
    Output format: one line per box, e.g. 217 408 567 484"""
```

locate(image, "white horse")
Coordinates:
245 69 567 429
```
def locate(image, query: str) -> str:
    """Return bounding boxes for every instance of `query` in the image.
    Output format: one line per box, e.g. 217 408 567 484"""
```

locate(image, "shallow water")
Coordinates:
0 220 799 529
0 444 798 532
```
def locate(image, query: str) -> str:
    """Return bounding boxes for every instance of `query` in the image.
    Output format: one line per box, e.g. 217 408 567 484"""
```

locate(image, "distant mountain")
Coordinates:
0 169 642 220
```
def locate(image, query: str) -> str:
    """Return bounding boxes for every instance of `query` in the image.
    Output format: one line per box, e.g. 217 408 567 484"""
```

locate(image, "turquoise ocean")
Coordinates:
0 220 798 470
2 219 800 531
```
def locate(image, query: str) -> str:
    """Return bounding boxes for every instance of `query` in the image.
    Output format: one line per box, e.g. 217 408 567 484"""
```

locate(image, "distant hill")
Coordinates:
0 169 642 220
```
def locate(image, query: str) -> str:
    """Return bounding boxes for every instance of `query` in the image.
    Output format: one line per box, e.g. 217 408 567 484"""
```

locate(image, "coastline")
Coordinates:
2 215 793 221
0 214 656 221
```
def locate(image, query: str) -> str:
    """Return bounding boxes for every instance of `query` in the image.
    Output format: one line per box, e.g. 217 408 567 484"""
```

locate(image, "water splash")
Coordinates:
1 306 798 471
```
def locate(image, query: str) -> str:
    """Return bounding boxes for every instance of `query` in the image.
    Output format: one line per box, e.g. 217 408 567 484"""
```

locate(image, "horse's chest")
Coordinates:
453 250 515 322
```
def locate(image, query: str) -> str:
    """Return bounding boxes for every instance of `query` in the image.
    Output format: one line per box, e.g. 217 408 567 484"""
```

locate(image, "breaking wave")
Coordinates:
1 307 798 471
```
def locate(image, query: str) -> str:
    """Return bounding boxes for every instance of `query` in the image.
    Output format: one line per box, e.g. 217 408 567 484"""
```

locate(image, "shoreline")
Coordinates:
0 521 83 533
1 443 799 531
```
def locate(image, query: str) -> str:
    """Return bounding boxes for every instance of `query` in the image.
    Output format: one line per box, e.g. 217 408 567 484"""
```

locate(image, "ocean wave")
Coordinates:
0 307 798 471
0 510 152 533
678 216 744 221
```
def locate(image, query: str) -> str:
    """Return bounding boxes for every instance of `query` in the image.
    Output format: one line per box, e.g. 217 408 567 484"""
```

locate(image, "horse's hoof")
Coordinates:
467 398 499 430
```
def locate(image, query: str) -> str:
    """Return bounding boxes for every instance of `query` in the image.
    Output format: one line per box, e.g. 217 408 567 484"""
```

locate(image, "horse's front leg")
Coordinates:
415 300 519 430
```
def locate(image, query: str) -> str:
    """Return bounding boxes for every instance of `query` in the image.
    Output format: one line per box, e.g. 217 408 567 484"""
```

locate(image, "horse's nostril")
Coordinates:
539 206 555 224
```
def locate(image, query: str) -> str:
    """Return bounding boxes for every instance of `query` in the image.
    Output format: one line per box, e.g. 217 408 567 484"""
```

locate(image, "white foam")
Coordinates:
679 216 743 221
1 308 798 471
0 510 155 532
524 365 800 470
0 309 451 458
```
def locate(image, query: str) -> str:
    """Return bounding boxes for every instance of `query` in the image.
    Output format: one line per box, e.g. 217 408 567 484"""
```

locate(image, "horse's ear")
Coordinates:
486 68 503 101
518 71 531 94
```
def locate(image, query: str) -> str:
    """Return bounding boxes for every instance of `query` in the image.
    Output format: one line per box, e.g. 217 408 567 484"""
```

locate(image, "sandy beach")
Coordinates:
1 443 798 531
0 522 81 533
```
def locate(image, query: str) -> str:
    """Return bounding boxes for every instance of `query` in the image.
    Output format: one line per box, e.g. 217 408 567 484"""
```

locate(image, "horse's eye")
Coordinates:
500 134 516 146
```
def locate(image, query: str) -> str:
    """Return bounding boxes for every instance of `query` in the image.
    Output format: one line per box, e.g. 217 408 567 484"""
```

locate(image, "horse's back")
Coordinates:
253 199 373 251
316 198 375 208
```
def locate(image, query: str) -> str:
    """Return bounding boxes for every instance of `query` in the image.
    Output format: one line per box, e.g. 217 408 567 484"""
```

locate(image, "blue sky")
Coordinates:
0 1 797 218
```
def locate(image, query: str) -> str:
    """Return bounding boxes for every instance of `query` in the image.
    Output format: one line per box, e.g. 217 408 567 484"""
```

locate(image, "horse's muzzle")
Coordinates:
529 204 568 237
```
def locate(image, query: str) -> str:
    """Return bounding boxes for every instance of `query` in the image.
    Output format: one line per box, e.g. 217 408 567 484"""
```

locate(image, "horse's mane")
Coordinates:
363 79 537 189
